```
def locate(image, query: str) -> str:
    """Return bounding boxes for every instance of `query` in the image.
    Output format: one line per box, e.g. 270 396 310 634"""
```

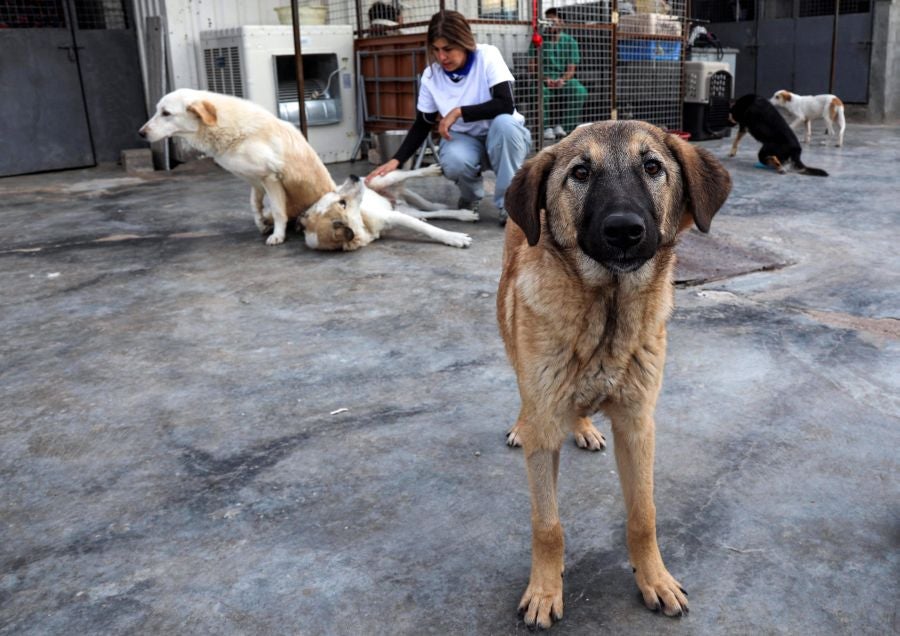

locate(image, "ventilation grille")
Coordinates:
709 71 732 99
707 97 732 128
683 63 732 103
204 47 243 97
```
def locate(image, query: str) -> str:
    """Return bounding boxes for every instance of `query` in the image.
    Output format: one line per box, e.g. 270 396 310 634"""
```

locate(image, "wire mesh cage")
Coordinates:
0 1 66 28
0 0 129 29
542 0 687 145
324 1 689 153
325 0 436 36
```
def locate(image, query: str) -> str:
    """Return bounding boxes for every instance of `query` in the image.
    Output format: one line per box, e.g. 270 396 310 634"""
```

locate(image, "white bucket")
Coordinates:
377 130 409 168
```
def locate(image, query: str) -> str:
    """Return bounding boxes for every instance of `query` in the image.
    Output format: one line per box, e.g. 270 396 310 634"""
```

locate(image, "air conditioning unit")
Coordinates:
200 25 357 164
683 61 733 141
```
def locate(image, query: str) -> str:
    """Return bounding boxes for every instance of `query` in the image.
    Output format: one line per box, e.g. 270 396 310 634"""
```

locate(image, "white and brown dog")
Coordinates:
770 90 846 147
300 164 476 251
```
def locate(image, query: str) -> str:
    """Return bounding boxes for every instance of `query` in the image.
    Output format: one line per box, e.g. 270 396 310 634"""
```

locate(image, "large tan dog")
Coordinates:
498 121 731 628
139 89 335 245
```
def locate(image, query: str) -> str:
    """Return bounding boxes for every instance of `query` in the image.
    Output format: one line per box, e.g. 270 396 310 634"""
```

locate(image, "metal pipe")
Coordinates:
611 0 618 120
290 0 309 139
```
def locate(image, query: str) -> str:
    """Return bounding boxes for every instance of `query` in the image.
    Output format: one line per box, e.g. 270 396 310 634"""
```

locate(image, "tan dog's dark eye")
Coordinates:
339 199 347 209
161 110 171 117
571 165 589 182
643 159 662 177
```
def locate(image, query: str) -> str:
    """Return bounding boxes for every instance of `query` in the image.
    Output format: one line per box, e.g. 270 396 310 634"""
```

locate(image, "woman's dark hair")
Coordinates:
426 11 476 64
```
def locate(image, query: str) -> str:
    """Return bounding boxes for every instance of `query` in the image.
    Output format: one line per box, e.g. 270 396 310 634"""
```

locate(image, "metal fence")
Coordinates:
692 0 870 22
323 1 688 153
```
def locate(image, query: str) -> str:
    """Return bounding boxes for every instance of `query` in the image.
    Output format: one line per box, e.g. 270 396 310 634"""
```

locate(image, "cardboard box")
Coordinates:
634 0 672 13
619 13 682 37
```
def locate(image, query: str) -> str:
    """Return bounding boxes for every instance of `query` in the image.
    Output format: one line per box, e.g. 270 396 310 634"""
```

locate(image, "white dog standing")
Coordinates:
770 89 846 147
139 89 336 245
301 164 476 251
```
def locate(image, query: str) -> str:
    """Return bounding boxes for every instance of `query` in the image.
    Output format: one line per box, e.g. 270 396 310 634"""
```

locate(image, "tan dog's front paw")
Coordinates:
518 579 563 628
634 564 689 617
265 233 285 246
505 421 523 447
573 418 606 451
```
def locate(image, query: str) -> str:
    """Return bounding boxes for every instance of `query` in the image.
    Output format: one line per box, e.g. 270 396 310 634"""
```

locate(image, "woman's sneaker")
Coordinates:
553 125 566 138
544 127 556 141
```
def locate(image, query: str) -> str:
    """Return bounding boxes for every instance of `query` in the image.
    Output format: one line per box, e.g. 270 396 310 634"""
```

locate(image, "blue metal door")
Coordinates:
834 10 872 102
0 1 95 176
756 3 799 98
0 0 147 177
692 0 873 102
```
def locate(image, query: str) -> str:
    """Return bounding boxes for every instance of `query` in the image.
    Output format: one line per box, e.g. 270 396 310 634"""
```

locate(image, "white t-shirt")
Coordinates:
417 43 525 136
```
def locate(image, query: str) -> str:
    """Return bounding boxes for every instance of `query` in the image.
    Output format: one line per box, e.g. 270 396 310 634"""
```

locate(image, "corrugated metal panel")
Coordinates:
132 0 166 110
470 23 532 68
151 0 288 91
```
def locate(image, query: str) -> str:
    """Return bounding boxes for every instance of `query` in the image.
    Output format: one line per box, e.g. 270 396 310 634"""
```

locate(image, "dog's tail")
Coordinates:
832 98 846 142
796 164 829 177
830 98 845 125
791 153 828 177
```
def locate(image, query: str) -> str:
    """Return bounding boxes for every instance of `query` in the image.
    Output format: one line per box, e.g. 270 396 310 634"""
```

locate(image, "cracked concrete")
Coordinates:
0 124 898 635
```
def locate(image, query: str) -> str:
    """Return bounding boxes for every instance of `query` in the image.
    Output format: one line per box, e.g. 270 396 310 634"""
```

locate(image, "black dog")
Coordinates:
728 94 828 177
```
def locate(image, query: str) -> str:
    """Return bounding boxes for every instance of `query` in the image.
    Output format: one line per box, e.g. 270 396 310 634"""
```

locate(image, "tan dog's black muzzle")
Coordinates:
579 177 659 273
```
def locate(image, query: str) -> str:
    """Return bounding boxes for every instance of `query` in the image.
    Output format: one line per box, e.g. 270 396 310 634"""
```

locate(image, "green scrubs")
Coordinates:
533 32 588 133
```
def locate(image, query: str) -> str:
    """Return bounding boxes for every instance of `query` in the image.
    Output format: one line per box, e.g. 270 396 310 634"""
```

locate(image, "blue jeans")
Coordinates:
438 114 532 210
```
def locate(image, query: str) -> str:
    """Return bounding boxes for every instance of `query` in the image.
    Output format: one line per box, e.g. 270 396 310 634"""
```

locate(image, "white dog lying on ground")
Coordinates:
140 88 336 245
770 89 846 147
300 164 476 251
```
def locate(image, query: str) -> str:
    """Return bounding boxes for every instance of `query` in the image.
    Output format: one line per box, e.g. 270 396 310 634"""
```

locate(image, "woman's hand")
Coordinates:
438 107 462 141
366 158 400 184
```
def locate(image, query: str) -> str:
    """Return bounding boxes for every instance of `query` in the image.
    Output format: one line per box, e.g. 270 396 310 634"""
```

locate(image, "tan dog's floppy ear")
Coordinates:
665 134 732 233
187 100 218 126
504 150 556 246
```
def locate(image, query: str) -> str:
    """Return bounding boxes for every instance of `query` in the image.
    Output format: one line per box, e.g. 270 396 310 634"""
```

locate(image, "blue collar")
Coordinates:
443 50 476 82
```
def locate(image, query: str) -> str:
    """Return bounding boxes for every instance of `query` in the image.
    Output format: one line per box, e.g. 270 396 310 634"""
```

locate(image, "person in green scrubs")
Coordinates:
533 8 588 140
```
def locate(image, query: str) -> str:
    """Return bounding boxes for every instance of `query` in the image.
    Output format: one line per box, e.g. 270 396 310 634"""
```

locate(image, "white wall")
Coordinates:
132 0 354 98
130 0 536 108
471 22 532 66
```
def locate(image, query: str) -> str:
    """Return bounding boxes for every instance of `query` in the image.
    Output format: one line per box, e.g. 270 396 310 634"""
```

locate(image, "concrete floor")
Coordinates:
1 124 898 635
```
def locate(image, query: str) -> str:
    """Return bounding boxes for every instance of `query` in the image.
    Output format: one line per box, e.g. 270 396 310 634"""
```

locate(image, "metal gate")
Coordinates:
692 0 873 102
0 1 147 177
